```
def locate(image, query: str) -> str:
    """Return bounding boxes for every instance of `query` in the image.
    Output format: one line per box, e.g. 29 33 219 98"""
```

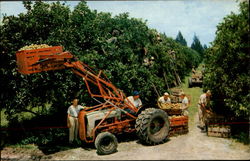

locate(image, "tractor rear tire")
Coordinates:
135 108 170 145
95 132 118 155
188 78 193 88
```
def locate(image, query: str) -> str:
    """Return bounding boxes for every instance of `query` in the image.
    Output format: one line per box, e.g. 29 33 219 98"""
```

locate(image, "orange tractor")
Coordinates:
16 46 170 155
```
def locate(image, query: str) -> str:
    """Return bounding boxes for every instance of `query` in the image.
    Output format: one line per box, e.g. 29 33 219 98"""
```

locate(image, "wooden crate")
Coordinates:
169 88 183 96
168 125 188 137
16 46 65 74
207 125 231 138
164 108 182 115
170 95 181 103
158 102 172 109
159 102 182 115
206 113 226 124
170 116 188 127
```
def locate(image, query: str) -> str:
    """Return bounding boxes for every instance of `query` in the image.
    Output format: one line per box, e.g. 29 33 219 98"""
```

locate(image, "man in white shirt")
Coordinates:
180 92 189 116
125 91 142 115
67 98 84 144
158 92 171 104
198 90 212 132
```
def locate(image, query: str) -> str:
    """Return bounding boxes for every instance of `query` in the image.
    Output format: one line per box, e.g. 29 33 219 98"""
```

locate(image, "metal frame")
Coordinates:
16 46 139 143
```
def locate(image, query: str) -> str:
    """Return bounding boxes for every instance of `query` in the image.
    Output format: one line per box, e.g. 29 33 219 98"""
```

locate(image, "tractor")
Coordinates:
188 71 203 88
16 46 170 155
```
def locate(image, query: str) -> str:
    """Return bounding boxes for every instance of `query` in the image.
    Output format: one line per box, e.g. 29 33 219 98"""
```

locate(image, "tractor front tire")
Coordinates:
135 108 170 145
95 132 118 155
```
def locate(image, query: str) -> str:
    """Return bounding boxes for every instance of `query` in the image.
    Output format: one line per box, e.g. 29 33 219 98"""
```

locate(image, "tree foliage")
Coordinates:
175 31 187 46
203 1 250 118
0 1 201 123
191 35 204 58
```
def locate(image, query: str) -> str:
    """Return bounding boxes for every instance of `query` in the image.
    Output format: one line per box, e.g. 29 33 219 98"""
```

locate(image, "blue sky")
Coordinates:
0 0 241 46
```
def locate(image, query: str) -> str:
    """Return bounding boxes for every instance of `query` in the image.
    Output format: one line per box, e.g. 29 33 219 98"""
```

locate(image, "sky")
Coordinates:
0 0 242 46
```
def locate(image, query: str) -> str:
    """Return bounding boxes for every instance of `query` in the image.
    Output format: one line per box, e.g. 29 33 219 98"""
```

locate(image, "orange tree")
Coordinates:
203 1 249 118
0 1 201 124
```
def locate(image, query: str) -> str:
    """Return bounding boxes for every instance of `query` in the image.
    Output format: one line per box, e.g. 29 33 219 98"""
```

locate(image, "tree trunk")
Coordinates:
163 70 170 90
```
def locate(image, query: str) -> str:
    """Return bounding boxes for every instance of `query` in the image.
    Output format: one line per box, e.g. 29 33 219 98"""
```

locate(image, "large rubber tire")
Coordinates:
135 108 170 145
95 132 118 155
188 78 193 88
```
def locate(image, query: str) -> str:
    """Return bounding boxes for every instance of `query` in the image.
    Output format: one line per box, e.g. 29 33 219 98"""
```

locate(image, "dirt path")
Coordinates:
18 112 247 160
1 114 249 160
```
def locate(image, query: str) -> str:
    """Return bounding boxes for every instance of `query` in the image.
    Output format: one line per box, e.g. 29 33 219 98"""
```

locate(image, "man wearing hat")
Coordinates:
125 91 142 114
198 90 212 132
158 92 171 104
179 92 189 116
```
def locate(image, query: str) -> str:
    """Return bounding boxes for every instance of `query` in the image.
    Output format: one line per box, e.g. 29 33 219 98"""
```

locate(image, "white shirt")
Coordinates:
181 96 189 109
182 96 189 104
125 96 142 108
67 105 84 117
199 93 208 105
158 96 171 104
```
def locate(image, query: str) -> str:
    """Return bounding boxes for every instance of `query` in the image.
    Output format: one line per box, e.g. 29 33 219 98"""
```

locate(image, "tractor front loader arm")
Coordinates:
16 45 138 118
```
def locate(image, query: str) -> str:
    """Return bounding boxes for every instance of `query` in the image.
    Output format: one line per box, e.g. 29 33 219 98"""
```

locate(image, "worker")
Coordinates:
179 92 189 116
198 90 212 132
67 98 84 144
158 92 171 104
125 91 142 115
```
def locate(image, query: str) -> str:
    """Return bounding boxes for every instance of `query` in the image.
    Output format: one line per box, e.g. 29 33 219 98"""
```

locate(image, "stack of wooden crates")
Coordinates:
206 113 231 138
159 88 189 137
168 115 189 136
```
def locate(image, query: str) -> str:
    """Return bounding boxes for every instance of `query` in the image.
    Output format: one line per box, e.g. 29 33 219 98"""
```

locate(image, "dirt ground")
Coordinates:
1 112 249 160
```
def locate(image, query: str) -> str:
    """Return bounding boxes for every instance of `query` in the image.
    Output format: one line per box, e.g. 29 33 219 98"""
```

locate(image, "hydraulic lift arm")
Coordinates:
16 46 138 115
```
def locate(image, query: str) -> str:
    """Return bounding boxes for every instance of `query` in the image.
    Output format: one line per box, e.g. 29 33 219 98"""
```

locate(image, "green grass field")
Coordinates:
180 76 203 126
179 64 205 126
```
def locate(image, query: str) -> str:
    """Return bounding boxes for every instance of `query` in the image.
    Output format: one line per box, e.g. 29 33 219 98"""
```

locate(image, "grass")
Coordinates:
1 109 9 127
1 109 35 128
180 76 203 126
9 143 37 149
178 64 205 127
232 132 250 145
1 103 52 127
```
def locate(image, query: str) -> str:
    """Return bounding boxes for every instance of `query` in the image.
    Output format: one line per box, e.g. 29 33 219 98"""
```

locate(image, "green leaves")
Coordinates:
203 1 250 118
191 35 204 59
0 1 200 121
175 31 187 46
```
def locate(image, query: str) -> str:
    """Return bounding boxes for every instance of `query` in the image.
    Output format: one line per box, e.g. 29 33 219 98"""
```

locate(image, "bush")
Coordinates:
0 1 201 127
203 1 250 118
